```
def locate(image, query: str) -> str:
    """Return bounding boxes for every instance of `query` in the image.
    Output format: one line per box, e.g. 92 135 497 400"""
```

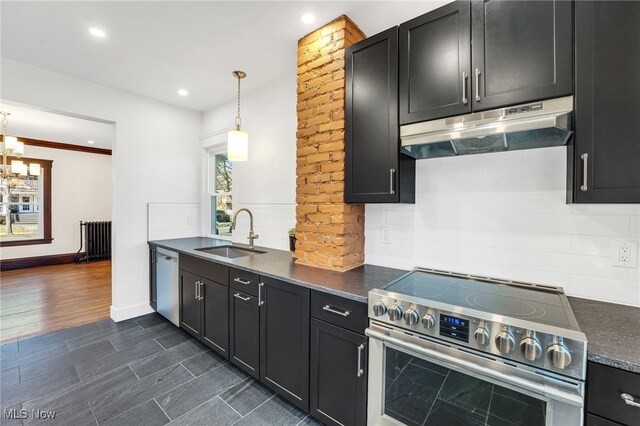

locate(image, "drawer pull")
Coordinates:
622 393 640 408
357 344 365 377
233 293 251 302
323 305 350 317
234 278 252 285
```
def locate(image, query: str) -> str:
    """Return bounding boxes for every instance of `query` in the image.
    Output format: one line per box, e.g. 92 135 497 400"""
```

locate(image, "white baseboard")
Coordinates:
110 303 154 322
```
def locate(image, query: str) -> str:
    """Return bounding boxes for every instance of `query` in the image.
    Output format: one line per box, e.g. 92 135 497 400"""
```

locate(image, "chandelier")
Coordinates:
1 112 40 178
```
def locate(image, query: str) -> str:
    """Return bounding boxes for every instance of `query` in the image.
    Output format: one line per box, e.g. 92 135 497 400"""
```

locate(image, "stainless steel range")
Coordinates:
366 268 587 426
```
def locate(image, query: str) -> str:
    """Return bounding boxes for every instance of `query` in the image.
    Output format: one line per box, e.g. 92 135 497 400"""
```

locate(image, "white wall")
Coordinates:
1 58 202 321
2 146 112 260
201 74 297 250
365 147 640 307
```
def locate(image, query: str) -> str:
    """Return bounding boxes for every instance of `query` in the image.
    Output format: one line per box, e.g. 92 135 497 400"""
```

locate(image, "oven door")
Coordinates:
366 323 584 426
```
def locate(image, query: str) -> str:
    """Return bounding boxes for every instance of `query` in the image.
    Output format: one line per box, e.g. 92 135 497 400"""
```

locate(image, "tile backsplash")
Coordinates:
365 147 640 307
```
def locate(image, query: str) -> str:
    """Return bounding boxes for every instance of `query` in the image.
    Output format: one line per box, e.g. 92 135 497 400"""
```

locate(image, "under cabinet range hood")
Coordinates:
401 96 573 159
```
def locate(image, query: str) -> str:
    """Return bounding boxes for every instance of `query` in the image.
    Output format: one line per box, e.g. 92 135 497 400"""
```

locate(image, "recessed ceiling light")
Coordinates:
89 27 106 38
301 13 316 24
177 89 189 96
87 140 95 144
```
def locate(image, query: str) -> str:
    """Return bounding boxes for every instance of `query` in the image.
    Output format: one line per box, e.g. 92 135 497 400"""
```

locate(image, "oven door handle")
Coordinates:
366 327 583 407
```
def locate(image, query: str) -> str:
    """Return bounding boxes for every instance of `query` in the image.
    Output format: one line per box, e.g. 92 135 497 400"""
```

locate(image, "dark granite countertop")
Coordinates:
148 237 409 303
569 296 640 374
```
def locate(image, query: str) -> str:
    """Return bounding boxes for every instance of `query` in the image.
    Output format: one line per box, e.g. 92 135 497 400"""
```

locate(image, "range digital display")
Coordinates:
439 314 470 343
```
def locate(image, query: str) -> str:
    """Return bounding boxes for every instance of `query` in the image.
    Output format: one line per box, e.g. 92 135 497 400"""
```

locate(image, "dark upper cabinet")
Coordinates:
229 289 261 379
471 0 573 111
571 1 640 203
399 1 472 123
260 276 310 412
345 26 415 203
201 279 228 356
310 319 367 426
179 270 201 338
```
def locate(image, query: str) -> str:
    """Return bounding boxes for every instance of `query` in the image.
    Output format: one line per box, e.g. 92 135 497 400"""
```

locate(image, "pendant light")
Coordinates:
228 70 248 162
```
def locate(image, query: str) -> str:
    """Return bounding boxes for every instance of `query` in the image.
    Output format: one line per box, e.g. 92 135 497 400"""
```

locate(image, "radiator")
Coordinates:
76 221 112 263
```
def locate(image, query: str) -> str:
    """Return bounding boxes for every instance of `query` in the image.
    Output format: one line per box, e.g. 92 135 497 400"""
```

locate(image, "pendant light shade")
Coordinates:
228 129 248 161
228 70 248 162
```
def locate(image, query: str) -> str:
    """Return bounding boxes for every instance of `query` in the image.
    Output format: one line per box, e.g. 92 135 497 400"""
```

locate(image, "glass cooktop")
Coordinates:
384 270 573 329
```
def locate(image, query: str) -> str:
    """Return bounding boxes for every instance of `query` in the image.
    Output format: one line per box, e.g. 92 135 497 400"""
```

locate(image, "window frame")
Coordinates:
0 156 53 247
206 146 233 240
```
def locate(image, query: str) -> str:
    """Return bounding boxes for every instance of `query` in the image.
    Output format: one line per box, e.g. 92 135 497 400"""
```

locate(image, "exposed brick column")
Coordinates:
295 15 366 271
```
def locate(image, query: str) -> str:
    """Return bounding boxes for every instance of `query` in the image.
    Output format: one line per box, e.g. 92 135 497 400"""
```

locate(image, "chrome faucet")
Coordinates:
231 208 259 249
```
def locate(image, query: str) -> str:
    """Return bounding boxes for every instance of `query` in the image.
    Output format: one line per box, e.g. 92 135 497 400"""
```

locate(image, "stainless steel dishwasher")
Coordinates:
156 247 179 326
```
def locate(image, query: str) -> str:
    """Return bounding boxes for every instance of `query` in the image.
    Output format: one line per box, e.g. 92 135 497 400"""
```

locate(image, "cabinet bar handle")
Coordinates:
474 68 481 102
462 71 468 104
233 293 251 302
580 153 588 192
357 344 365 377
199 282 204 301
322 305 350 317
195 281 199 300
389 169 396 195
233 278 251 285
622 393 640 408
258 282 265 306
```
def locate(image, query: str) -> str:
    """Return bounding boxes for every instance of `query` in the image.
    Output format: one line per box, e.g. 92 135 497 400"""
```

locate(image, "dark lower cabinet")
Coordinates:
570 1 640 203
201 279 228 356
178 254 230 359
179 270 201 338
587 362 640 426
229 290 260 379
310 319 367 426
260 277 310 412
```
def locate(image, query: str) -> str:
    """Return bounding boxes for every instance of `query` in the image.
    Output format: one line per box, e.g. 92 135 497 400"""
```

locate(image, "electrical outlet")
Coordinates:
612 241 638 268
380 227 391 244
186 215 195 225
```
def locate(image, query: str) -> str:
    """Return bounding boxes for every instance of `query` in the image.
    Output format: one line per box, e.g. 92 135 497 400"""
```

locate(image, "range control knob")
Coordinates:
388 305 403 322
495 330 516 354
474 327 490 346
403 308 419 326
520 333 542 361
547 342 572 369
421 313 436 329
372 301 387 317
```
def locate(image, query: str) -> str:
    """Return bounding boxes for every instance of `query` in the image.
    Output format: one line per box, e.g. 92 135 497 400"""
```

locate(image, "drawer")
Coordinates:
230 268 260 297
310 290 367 334
587 361 640 426
586 414 623 426
180 254 229 285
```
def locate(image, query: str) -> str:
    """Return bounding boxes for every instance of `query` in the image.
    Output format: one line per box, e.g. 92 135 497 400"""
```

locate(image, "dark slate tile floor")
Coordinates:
0 313 322 426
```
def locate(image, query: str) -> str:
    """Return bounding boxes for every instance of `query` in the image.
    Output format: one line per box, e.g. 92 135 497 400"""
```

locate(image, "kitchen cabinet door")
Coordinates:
310 319 367 426
571 1 640 203
201 278 229 359
346 26 415 203
179 270 201 338
471 0 572 111
399 1 471 123
229 289 260 379
149 246 157 310
260 277 310 412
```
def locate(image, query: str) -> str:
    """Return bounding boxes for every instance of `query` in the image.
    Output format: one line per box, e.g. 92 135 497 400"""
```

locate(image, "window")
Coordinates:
208 149 233 238
0 157 52 246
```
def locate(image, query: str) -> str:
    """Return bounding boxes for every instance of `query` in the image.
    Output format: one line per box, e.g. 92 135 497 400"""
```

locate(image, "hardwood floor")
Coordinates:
0 261 111 343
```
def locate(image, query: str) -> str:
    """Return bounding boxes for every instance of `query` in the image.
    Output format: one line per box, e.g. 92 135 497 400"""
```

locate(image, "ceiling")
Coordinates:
1 1 446 112
1 102 114 149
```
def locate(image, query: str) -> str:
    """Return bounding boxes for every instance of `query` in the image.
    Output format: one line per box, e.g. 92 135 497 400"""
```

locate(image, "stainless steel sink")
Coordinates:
195 245 266 259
